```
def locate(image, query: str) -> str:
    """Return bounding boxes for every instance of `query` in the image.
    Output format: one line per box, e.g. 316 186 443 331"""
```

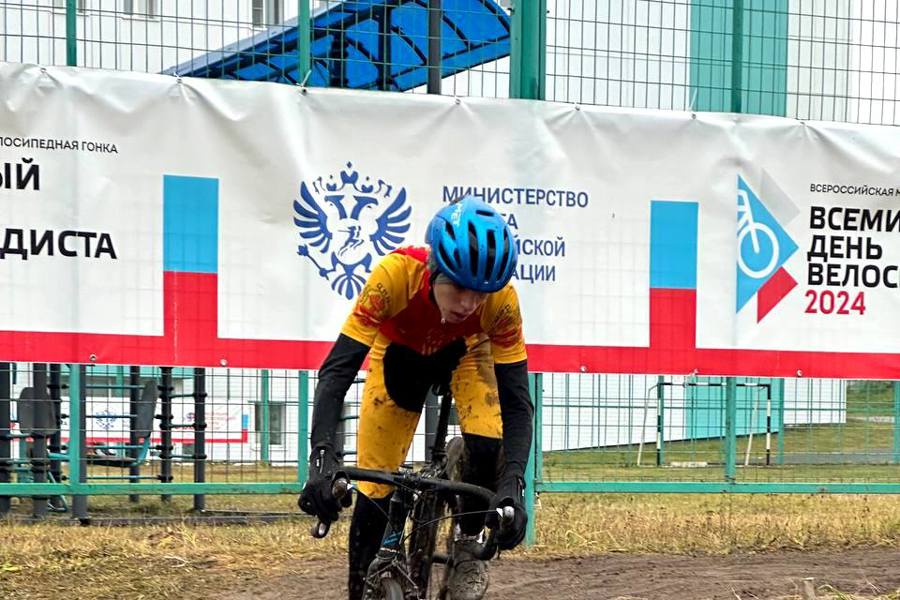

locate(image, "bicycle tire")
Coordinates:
380 577 404 600
365 576 405 600
407 436 465 598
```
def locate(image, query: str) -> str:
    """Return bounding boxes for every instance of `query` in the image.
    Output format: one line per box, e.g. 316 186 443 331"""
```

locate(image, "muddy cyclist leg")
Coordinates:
348 494 392 600
450 340 503 535
349 356 423 599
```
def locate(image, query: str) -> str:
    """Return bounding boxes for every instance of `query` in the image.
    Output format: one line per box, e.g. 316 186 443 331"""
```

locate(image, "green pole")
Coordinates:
509 0 546 100
893 382 900 464
525 373 540 546
297 371 310 485
724 377 737 483
260 369 271 466
533 372 543 493
297 0 311 82
776 379 785 465
509 0 544 543
724 0 743 481
730 0 744 114
65 0 77 66
68 365 82 500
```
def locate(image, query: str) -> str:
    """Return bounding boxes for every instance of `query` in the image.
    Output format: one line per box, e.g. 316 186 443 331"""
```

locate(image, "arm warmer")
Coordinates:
308 333 370 451
494 360 533 480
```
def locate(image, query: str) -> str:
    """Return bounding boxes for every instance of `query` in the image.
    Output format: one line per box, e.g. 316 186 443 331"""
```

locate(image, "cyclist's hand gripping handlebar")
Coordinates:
473 505 516 560
497 505 515 527
310 476 350 538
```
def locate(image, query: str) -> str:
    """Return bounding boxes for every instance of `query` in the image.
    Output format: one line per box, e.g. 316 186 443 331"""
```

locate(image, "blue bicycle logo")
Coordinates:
735 175 799 314
737 188 779 280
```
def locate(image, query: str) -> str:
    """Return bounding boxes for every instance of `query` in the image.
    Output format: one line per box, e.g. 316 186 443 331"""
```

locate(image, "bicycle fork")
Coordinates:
366 486 420 597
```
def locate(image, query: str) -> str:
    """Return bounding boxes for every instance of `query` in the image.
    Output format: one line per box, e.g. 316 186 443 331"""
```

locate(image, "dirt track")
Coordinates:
224 548 900 599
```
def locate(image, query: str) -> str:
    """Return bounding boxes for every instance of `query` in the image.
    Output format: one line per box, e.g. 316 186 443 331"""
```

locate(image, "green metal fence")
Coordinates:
4 1 900 535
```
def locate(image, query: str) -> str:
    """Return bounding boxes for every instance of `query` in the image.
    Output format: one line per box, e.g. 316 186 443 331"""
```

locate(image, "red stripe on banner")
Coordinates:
526 345 900 379
3 279 900 378
756 267 798 323
0 272 333 369
526 288 900 379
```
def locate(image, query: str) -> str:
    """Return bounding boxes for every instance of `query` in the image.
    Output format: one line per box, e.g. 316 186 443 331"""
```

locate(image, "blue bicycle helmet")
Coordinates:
426 196 518 292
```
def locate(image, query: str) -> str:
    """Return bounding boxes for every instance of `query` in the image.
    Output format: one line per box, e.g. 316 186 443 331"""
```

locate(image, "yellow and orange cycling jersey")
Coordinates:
340 246 527 498
340 246 527 364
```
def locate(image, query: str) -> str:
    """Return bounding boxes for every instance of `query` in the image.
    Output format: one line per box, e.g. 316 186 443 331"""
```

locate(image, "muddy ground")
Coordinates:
223 548 900 599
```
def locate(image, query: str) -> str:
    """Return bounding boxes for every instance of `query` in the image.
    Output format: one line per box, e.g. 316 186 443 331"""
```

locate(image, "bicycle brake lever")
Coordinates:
310 477 351 539
311 520 331 538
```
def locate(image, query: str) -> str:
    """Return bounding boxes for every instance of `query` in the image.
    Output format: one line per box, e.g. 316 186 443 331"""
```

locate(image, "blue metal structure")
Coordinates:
165 0 511 91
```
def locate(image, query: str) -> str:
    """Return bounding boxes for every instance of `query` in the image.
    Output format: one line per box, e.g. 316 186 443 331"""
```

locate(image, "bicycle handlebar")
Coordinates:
309 466 515 546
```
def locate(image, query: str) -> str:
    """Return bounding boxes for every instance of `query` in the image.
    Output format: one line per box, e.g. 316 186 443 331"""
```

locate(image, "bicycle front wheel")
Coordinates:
407 436 465 598
380 577 404 600
364 575 405 600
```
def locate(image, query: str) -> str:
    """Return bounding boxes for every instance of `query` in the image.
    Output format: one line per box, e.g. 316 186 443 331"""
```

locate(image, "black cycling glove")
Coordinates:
486 472 528 550
298 446 351 523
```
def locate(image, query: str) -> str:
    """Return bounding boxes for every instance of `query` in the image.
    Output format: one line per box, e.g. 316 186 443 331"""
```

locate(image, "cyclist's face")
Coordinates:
433 281 487 324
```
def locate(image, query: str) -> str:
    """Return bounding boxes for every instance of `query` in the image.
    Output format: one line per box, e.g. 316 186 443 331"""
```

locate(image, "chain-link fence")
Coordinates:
4 1 900 526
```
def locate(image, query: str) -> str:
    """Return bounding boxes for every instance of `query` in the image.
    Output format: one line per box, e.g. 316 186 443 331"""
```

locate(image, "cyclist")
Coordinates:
299 195 533 600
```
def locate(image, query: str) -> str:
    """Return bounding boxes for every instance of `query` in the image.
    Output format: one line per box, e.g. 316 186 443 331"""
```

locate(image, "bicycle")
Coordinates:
310 386 515 600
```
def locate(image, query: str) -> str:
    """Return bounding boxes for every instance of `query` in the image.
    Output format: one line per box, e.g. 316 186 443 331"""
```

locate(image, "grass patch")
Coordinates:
3 493 900 599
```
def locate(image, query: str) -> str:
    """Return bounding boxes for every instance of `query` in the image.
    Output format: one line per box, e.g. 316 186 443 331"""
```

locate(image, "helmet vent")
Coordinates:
499 234 512 274
484 229 497 278
467 222 479 276
438 245 455 270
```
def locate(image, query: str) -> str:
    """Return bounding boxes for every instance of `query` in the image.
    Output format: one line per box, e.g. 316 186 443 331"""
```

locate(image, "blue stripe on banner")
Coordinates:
163 175 219 274
650 200 699 289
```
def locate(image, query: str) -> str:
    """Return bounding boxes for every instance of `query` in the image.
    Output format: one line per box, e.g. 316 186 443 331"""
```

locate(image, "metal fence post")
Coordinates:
298 370 310 486
893 382 900 464
525 372 541 546
730 0 744 114
159 367 174 503
0 363 11 515
722 0 744 484
724 377 738 483
656 375 665 466
31 364 49 518
128 366 141 503
776 378 786 465
65 0 77 66
510 0 547 100
426 0 442 94
260 369 271 466
70 365 88 521
193 368 207 512
298 0 311 81
533 372 543 493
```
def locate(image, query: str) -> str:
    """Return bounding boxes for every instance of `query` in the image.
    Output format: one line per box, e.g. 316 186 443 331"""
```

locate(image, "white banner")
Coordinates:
2 62 900 378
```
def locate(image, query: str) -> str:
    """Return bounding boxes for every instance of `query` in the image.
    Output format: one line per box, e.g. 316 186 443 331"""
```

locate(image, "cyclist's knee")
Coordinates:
358 481 394 500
